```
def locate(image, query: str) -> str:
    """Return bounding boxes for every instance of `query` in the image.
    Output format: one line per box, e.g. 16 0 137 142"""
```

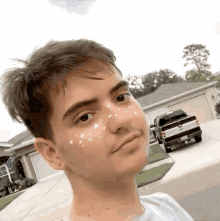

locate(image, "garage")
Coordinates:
168 93 215 124
29 152 63 181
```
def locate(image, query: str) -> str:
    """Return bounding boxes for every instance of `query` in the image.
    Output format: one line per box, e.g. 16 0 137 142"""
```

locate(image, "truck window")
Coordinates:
159 110 187 126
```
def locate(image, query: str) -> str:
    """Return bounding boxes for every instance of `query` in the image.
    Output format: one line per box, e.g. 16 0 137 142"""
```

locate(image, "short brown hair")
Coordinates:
0 39 123 143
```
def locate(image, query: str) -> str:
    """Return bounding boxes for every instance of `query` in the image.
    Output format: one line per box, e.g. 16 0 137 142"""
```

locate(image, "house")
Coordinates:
136 81 220 125
1 130 63 183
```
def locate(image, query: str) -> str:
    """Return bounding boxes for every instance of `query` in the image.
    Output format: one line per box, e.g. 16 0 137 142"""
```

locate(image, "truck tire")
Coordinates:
162 142 171 153
195 135 202 143
156 135 162 144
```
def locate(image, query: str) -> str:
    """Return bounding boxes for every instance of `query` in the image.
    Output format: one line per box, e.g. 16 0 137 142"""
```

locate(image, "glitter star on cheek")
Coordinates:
93 123 100 130
107 104 111 107
88 138 92 141
103 126 106 130
134 111 137 114
70 140 73 144
108 114 112 118
80 134 85 139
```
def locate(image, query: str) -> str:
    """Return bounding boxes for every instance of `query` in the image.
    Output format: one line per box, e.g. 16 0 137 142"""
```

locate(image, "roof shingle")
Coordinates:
136 82 211 108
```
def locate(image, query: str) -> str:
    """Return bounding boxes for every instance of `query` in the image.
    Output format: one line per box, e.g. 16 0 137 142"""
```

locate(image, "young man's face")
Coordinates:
50 61 149 182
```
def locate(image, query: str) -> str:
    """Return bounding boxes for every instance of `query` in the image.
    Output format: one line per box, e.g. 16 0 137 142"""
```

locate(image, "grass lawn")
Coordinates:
135 162 174 188
0 191 24 211
134 143 174 188
147 143 169 165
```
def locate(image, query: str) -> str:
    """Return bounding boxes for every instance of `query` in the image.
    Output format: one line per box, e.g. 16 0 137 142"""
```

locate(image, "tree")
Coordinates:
126 69 184 99
185 68 215 82
182 44 211 81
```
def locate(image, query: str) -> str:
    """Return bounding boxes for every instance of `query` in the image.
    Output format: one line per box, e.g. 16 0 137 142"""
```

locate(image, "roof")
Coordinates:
7 129 33 146
1 129 34 152
136 81 215 109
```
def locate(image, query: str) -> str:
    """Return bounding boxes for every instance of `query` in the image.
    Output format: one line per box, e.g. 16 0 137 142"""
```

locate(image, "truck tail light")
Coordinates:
161 131 166 138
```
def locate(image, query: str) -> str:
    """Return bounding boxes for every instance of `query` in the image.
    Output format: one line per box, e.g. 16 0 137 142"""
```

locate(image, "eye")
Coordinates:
75 113 93 124
116 93 131 102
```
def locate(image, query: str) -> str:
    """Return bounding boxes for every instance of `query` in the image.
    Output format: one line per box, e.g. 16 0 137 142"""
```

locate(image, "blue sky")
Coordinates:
0 0 220 141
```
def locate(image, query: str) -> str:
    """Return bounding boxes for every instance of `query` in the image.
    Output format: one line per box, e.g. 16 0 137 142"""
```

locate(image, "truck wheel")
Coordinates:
156 136 162 144
163 142 171 153
195 135 202 143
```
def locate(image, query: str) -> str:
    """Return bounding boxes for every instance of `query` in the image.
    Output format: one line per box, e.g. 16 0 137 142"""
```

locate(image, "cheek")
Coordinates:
69 118 107 147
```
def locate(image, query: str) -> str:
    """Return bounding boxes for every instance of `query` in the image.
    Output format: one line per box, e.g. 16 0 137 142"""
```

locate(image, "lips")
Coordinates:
113 133 140 153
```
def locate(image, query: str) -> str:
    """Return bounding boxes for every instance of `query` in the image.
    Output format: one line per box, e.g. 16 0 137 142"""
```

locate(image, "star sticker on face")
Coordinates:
103 126 106 130
93 123 99 130
107 104 111 107
70 140 73 144
108 114 112 118
125 110 128 113
115 114 117 117
88 138 92 141
79 141 82 144
89 133 91 135
118 108 120 110
134 111 137 114
129 106 131 108
80 134 85 139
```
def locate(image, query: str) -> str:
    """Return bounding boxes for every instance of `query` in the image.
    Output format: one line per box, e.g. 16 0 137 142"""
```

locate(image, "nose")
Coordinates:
105 103 132 134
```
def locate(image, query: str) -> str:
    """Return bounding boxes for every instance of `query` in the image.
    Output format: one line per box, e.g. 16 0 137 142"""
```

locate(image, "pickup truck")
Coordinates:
150 109 202 153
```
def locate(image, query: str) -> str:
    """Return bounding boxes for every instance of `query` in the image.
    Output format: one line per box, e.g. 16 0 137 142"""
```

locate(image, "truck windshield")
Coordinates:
159 110 187 126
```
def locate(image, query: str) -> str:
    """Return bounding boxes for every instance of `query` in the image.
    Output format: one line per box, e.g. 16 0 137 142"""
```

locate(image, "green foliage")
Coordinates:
20 178 36 188
125 69 185 99
182 44 211 76
185 68 214 82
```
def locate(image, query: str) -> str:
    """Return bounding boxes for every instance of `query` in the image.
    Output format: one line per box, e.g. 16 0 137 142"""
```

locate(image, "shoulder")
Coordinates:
139 192 194 220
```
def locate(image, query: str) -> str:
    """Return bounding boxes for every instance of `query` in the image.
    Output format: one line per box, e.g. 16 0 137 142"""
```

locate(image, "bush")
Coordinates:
20 178 36 188
215 102 220 114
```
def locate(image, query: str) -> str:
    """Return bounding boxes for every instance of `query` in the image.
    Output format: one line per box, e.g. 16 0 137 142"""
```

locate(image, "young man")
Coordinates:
0 39 194 221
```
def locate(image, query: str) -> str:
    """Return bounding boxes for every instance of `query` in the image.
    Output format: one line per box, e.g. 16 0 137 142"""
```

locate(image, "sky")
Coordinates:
0 0 220 141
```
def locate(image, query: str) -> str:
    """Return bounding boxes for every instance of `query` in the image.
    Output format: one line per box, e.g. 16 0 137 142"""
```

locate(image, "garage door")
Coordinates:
146 107 170 125
168 93 215 124
29 152 63 181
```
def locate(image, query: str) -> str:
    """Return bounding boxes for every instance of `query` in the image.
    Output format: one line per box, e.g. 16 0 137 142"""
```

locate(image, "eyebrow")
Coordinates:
62 80 129 121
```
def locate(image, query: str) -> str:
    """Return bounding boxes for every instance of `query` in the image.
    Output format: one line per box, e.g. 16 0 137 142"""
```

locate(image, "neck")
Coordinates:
70 176 144 221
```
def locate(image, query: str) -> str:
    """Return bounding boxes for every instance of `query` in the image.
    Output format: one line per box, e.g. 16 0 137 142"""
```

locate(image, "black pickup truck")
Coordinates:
150 109 202 153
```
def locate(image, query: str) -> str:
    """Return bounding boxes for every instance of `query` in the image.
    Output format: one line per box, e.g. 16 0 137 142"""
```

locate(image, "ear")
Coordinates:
34 137 65 171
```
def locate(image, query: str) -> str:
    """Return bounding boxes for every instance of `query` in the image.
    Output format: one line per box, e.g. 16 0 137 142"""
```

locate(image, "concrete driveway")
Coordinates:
1 119 220 221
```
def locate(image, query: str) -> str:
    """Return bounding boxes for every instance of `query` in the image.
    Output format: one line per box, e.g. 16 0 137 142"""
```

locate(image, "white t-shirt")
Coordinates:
63 192 194 221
